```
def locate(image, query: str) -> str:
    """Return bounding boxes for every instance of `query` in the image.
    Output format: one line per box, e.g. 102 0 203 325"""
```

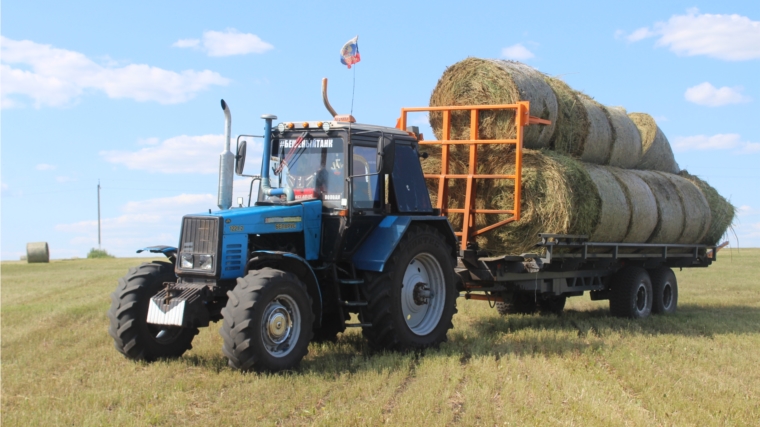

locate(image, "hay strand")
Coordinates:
679 171 736 245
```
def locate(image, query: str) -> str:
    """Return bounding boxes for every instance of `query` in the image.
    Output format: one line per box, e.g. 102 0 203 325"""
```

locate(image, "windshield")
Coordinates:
260 136 345 208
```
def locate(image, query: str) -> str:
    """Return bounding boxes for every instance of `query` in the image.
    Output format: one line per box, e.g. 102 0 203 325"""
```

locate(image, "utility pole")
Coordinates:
97 180 101 249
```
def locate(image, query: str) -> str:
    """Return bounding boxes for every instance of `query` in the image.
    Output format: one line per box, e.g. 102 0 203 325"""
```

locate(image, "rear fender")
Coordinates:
137 246 177 263
247 250 323 328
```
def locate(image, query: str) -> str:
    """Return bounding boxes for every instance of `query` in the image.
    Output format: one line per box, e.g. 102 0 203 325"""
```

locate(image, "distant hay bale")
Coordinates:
429 58 557 149
631 171 684 243
659 173 711 244
578 95 613 164
586 165 630 242
679 171 736 245
26 242 50 263
629 113 680 173
605 107 642 168
608 169 658 243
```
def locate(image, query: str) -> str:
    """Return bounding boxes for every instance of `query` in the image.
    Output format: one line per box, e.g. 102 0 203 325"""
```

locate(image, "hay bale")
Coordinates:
544 76 588 157
429 58 557 149
608 169 658 243
586 165 631 242
658 173 711 244
26 242 50 263
629 113 679 173
630 171 684 243
605 107 642 168
578 95 613 164
679 171 736 245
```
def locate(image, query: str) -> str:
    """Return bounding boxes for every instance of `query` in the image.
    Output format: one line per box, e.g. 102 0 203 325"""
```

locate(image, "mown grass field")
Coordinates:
2 249 760 426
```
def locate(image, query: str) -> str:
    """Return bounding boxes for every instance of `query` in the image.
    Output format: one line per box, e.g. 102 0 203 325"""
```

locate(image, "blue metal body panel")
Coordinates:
351 215 453 272
301 200 322 260
220 234 247 279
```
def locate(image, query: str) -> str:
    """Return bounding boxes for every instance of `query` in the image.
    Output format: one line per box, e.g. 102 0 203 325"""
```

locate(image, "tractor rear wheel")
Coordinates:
220 268 314 372
609 266 653 319
362 225 457 351
107 261 198 361
649 266 678 315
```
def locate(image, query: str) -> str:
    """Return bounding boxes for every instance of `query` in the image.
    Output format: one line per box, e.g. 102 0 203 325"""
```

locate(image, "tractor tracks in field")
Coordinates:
445 354 471 426
381 355 419 421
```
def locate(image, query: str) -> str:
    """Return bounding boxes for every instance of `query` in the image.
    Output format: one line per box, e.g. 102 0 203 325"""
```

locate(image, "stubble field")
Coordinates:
2 249 759 426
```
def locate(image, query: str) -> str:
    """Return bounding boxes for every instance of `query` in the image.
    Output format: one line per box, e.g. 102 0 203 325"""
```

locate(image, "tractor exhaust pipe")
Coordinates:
217 99 234 210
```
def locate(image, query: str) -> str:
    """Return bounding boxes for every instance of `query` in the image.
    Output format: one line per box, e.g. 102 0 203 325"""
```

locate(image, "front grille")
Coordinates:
179 216 220 275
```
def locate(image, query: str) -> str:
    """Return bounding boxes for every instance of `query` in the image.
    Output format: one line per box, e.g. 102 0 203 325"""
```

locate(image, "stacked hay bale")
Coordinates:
422 58 734 254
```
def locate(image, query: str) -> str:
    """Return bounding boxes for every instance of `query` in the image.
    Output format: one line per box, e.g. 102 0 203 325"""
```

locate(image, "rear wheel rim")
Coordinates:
401 253 446 336
635 283 648 313
662 282 673 309
261 294 301 357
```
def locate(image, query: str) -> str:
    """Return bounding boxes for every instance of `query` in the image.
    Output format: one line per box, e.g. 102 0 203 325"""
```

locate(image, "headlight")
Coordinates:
322 121 331 132
181 253 193 269
197 254 213 270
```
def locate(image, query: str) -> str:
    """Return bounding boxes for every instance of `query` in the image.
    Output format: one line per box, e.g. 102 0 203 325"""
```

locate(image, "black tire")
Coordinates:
609 266 653 319
220 268 314 372
649 266 678 315
311 313 345 343
107 261 199 361
495 293 537 315
361 225 457 351
538 295 567 315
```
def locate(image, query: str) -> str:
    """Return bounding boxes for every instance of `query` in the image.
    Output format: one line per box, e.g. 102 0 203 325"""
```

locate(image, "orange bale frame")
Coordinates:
396 102 550 251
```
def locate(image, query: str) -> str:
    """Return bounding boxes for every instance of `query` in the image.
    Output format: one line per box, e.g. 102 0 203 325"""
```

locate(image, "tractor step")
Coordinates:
344 323 372 328
340 300 368 307
339 278 364 285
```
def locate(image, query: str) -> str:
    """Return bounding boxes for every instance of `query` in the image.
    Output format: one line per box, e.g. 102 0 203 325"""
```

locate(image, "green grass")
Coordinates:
2 250 760 426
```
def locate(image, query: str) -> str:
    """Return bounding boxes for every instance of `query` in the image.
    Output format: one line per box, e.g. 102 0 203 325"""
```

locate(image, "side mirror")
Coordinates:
235 140 247 175
376 135 395 175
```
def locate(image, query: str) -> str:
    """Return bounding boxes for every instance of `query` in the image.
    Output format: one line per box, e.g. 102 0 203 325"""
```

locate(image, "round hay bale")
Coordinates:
26 242 50 263
628 113 680 173
578 95 613 164
544 76 588 157
605 107 642 168
658 173 711 244
608 169 658 243
678 171 735 245
429 58 557 149
585 165 631 242
630 171 684 243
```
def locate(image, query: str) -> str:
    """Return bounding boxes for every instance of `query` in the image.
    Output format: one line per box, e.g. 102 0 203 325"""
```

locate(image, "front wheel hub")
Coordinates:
261 296 301 357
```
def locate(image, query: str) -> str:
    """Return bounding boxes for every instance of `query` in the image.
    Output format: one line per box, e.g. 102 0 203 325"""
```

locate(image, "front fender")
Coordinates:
137 246 177 262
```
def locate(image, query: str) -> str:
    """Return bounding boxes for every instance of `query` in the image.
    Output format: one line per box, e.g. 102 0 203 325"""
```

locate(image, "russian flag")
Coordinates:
340 36 360 69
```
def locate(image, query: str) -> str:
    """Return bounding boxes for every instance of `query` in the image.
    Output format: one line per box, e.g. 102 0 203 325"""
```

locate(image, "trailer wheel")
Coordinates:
362 225 457 351
107 261 199 361
609 266 652 319
495 293 537 315
220 268 314 372
649 266 678 315
538 295 566 315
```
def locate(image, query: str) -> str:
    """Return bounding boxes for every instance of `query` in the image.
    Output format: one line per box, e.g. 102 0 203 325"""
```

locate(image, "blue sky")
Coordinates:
2 0 759 260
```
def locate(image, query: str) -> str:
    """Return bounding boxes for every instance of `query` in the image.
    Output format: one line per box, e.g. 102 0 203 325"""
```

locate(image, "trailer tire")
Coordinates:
495 293 537 315
538 295 567 315
649 266 678 315
107 261 198 361
609 266 652 319
361 225 457 351
220 268 314 372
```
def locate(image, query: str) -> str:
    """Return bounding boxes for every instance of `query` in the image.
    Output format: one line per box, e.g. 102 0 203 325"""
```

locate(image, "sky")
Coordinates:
1 0 759 260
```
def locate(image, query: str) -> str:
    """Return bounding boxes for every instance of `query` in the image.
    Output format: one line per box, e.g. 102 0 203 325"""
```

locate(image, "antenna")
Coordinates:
97 180 101 249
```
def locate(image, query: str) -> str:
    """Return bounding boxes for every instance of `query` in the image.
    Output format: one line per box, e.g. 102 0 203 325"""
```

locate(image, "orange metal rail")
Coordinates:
397 102 550 251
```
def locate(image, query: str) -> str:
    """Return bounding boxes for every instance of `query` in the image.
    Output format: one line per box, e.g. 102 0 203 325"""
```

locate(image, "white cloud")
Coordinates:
173 29 274 57
1 36 229 108
624 9 760 60
56 176 77 183
684 82 751 106
36 163 57 170
672 133 760 153
501 43 535 61
737 205 760 216
101 134 263 174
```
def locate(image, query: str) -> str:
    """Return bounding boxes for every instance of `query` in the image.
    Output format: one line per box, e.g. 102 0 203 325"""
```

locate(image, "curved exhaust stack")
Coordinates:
322 78 356 123
217 99 234 210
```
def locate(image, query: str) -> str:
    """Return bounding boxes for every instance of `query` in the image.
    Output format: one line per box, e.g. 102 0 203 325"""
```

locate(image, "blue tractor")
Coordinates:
108 94 459 371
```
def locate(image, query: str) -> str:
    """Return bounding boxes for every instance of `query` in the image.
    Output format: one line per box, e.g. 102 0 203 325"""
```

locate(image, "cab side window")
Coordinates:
352 146 381 209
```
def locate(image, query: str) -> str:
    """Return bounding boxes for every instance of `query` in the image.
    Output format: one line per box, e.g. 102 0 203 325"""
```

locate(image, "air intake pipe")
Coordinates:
217 99 234 210
260 115 294 201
